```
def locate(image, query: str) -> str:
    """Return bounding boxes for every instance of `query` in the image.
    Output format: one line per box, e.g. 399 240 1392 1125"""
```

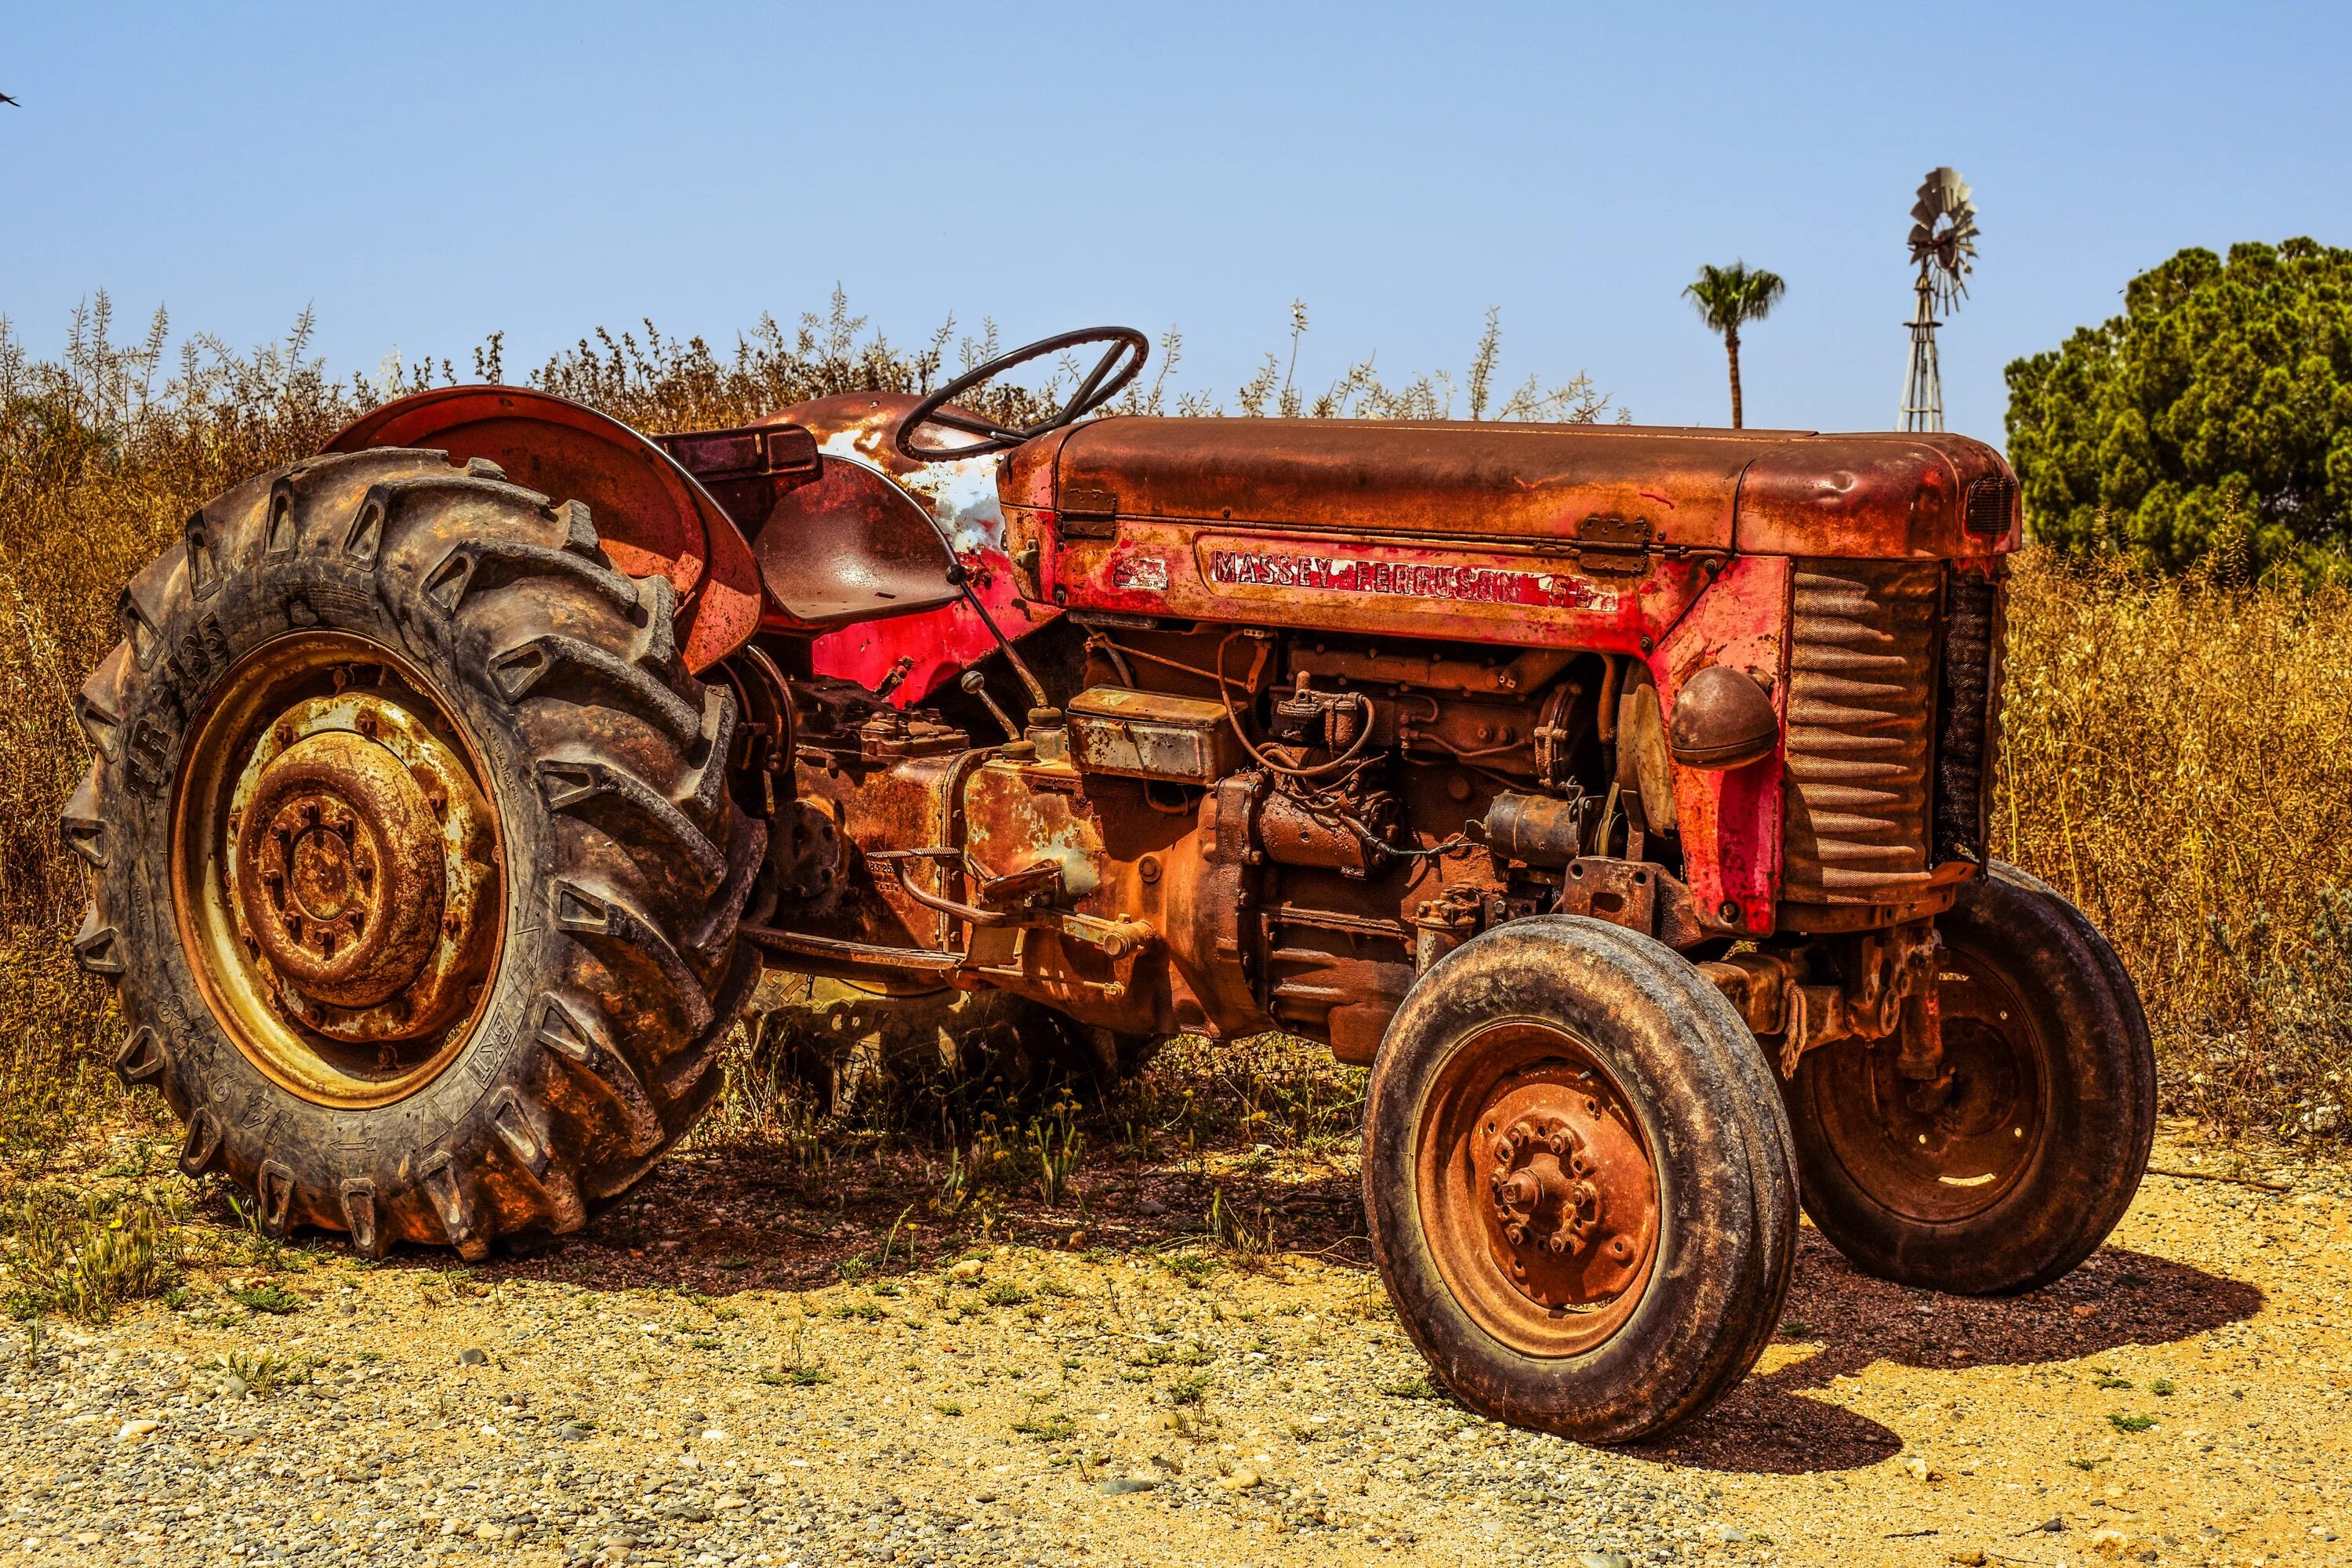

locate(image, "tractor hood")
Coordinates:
1000 417 2016 560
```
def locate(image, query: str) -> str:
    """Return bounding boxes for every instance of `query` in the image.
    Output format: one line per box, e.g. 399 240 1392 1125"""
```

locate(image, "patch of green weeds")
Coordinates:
1 1188 181 1324
1165 1371 1211 1406
201 1348 312 1397
1160 1250 1217 1287
231 1285 303 1316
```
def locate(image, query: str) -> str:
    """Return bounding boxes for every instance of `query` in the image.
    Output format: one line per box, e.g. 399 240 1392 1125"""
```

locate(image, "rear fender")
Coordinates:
324 387 768 672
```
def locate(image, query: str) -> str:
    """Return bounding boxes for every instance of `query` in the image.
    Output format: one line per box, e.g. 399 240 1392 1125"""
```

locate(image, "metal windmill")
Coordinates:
1899 167 1979 431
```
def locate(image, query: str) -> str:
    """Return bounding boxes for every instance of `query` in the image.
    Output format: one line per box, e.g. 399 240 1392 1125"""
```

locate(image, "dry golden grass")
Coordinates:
2 303 2343 1154
1997 549 2352 1140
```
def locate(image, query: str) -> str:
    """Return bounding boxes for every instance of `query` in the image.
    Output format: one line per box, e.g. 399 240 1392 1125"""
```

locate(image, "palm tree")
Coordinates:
1682 263 1786 428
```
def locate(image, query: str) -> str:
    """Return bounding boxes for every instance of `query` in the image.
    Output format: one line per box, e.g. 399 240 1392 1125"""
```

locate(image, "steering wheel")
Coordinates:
893 326 1149 461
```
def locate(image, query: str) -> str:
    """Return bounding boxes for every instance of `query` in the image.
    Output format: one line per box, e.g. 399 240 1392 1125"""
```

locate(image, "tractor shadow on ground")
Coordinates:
345 1131 2263 1483
1631 1230 2264 1475
368 1127 1377 1298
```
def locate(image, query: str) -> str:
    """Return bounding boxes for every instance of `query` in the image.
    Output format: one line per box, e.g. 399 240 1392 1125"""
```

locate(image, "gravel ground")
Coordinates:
2 1122 2347 1568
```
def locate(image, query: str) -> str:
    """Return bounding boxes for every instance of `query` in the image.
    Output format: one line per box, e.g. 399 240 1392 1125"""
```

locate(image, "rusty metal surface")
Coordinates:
171 633 503 1109
1734 433 2015 559
323 387 764 672
1647 554 1791 936
1031 417 1773 548
749 456 967 630
1040 521 1714 655
1480 791 1594 866
774 393 1058 705
1414 1018 1658 1356
224 686 500 1047
1065 686 1240 785
1668 663 1780 770
1933 564 2004 865
1555 857 1661 932
1798 942 2043 1222
235 728 443 1010
1780 561 1940 906
754 407 2020 1066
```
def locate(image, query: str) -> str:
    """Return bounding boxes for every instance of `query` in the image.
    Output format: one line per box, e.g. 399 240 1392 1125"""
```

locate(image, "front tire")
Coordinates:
64 448 763 1257
1363 916 1797 1443
1783 861 2156 1294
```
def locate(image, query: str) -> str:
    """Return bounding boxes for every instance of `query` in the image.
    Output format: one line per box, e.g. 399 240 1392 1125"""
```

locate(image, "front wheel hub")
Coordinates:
1419 1021 1660 1356
1488 1114 1604 1257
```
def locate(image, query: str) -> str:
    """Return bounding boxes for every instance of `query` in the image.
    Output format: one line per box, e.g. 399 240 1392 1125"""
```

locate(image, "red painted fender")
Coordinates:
324 387 766 673
1647 555 1791 936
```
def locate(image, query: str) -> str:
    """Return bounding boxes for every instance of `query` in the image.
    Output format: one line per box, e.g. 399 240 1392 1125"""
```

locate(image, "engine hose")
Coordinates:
1214 631 1377 780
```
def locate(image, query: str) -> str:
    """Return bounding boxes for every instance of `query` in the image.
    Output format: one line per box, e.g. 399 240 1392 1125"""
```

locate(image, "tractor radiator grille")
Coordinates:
1933 568 2003 866
1782 561 1941 903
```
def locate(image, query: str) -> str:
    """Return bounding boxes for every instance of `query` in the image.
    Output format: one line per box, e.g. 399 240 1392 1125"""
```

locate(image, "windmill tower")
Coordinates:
1900 168 1979 432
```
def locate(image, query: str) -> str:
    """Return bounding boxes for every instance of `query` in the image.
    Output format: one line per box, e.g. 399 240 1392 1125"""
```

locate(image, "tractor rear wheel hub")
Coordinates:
225 688 498 1045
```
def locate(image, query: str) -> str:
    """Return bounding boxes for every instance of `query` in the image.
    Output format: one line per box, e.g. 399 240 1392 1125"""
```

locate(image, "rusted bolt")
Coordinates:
1719 899 1741 921
274 723 296 749
354 711 379 739
1138 854 1162 885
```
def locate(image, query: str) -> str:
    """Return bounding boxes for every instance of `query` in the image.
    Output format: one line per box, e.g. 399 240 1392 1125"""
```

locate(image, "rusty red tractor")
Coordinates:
65 326 2152 1441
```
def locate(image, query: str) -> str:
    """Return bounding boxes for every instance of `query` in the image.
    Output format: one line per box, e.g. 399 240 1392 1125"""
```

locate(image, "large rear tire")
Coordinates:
1783 861 2155 1294
64 448 763 1257
1363 916 1797 1443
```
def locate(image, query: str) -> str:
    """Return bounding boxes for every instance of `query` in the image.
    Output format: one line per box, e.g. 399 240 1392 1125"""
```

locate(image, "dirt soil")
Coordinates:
2 1121 2347 1568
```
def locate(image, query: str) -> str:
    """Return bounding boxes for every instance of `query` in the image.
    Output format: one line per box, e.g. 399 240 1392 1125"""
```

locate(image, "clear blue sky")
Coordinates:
5 2 2345 445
